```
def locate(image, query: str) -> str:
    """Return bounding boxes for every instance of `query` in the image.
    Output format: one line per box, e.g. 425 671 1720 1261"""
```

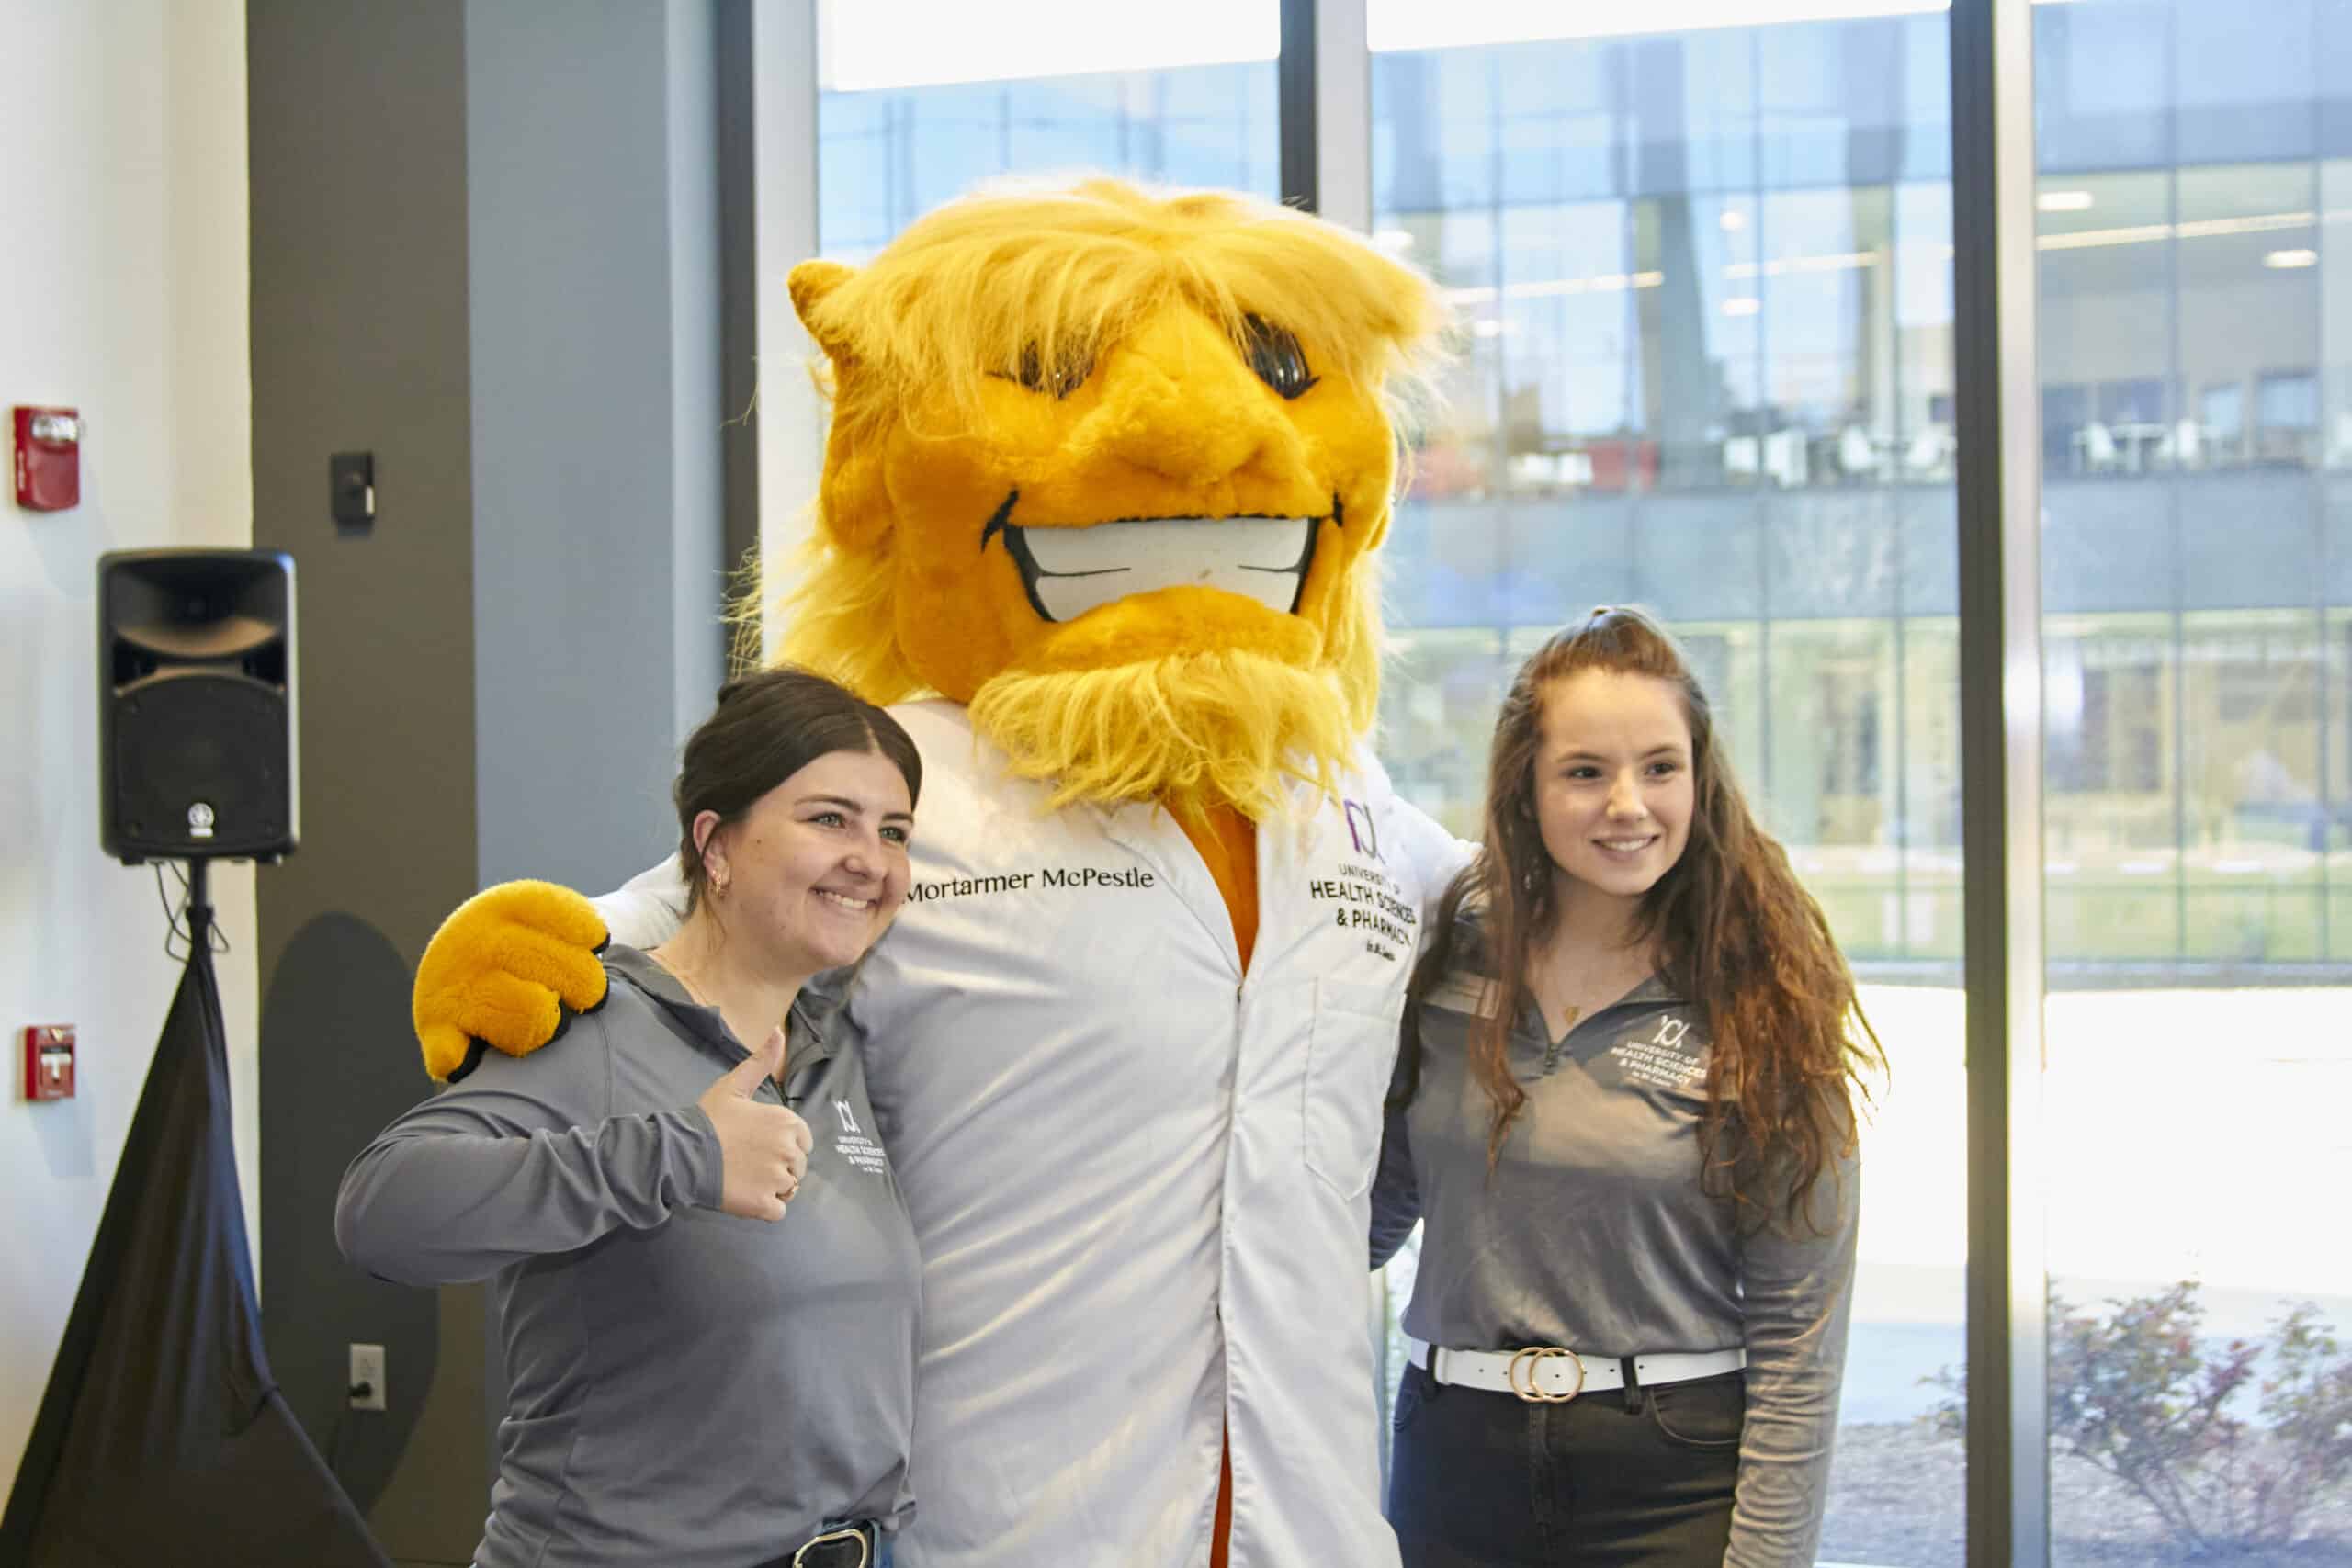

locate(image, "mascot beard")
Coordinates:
968 590 1376 818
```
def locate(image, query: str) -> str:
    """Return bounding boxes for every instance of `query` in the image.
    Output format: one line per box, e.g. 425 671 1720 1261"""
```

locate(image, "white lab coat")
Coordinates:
597 700 1472 1568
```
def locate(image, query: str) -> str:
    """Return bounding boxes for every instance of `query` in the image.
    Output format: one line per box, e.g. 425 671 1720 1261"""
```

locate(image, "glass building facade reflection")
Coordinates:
818 67 1278 264
815 12 2351 979
1373 7 2349 980
1372 15 1973 978
1358 24 1980 1560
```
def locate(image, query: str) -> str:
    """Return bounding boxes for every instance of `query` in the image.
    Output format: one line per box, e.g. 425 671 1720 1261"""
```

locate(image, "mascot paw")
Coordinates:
412 880 610 1080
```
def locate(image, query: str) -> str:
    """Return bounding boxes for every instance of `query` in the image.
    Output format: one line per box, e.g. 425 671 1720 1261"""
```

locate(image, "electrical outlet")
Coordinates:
348 1343 386 1411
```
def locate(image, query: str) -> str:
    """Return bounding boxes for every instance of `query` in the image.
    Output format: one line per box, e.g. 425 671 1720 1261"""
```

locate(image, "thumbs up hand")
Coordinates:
696 1026 811 1222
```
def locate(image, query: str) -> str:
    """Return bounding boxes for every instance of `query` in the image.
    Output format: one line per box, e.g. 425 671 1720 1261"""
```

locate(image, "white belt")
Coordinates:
1408 1336 1746 1404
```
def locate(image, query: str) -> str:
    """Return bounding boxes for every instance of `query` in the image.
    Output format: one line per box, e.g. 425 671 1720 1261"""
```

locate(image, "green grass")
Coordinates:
1804 868 2348 968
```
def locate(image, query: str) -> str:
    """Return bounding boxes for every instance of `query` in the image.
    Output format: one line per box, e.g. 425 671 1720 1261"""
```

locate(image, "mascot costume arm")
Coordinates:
410 880 613 1083
410 864 695 1081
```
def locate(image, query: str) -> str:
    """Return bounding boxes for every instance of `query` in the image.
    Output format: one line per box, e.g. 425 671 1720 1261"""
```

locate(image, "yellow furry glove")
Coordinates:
411 880 610 1080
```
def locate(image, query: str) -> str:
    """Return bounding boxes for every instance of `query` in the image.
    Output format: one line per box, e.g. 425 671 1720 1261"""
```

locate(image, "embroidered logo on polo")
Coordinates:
1609 1014 1706 1090
832 1098 888 1175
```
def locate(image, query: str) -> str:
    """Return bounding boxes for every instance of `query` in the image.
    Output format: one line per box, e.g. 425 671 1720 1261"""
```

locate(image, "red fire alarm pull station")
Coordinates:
23 1024 75 1100
14 406 82 511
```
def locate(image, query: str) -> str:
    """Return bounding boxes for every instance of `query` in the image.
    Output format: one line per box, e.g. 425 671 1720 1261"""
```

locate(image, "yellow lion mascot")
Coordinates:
413 178 1463 1568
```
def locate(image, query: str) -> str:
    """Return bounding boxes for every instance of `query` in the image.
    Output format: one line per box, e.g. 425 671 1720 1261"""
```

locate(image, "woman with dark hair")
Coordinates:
338 667 922 1568
1372 607 1882 1568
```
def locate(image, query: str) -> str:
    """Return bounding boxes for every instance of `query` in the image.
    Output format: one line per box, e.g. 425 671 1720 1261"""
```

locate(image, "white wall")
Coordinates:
0 0 255 1511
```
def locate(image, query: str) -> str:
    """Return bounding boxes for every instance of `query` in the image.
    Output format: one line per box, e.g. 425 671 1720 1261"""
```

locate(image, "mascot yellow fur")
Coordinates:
413 178 1464 1568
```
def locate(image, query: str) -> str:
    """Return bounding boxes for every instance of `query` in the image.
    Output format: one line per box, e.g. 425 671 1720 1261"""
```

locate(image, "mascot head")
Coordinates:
773 177 1444 820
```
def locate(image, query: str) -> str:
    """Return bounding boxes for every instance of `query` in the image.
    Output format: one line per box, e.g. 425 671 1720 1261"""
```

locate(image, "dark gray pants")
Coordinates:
1387 1362 1744 1566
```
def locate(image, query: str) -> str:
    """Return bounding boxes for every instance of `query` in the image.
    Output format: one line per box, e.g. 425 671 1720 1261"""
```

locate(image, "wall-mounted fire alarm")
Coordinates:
13 407 82 512
23 1024 75 1101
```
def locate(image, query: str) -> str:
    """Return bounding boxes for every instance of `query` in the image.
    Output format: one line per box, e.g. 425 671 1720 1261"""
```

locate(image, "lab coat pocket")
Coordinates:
1303 977 1406 1198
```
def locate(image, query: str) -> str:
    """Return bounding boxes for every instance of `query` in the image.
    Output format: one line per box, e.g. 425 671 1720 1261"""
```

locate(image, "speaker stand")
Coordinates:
185 858 214 951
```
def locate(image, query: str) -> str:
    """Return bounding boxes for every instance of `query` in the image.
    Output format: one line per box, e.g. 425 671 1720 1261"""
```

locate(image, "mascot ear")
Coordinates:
789 258 858 368
789 257 890 558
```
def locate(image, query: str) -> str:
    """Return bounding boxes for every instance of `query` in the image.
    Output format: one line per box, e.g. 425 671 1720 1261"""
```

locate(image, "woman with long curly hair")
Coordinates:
1372 606 1882 1567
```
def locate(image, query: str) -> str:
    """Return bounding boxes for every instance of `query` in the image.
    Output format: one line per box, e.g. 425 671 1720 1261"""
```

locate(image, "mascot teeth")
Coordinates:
1007 515 1318 622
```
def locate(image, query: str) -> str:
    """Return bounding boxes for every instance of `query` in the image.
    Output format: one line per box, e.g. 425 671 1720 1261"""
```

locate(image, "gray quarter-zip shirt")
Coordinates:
1370 955 1858 1568
335 945 920 1568
593 702 1477 1568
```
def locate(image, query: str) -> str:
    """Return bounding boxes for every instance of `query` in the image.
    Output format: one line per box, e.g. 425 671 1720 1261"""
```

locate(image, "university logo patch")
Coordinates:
828 1097 888 1174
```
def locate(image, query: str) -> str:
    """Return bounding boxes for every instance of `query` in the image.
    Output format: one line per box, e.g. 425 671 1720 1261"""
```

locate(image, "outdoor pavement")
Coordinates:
1842 984 2352 1424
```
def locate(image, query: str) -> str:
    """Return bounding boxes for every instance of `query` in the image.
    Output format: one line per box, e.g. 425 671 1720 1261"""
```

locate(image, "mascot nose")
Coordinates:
1080 320 1302 491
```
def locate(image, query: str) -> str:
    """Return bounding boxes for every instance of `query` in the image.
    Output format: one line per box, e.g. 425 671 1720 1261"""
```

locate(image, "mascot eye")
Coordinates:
1004 342 1094 400
1242 315 1318 400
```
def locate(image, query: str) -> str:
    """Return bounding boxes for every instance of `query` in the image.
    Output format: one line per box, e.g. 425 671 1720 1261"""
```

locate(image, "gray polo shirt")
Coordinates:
335 945 919 1568
1369 955 1857 1568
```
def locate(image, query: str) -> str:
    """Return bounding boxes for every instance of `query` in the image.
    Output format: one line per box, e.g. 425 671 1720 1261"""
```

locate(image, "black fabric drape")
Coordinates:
1 938 388 1566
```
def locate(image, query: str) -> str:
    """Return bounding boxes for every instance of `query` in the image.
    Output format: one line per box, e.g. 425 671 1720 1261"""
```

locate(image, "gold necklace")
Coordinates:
1534 939 1648 1035
650 944 715 1008
650 944 792 1056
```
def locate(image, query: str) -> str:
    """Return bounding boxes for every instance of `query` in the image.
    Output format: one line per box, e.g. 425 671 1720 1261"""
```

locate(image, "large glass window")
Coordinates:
2035 3 2352 1561
1370 10 1964 1562
817 1 1278 261
762 5 2352 1557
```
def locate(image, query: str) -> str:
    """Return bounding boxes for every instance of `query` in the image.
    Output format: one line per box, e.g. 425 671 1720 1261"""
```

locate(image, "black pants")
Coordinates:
1387 1362 1744 1566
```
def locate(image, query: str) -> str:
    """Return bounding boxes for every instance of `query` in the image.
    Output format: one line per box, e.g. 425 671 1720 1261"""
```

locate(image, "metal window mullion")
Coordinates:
750 0 821 662
1318 0 1370 231
2312 12 2335 964
2165 60 2190 961
1751 34 1774 809
1280 1 1373 231
718 0 762 664
1891 181 1913 957
1279 0 1316 212
1950 3 2050 1567
1291 0 1393 1466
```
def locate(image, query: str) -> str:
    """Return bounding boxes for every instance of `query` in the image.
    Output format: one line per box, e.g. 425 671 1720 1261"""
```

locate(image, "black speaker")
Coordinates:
98 549 299 864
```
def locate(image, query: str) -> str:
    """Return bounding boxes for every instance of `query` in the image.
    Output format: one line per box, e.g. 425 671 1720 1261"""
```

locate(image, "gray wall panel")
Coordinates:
247 0 477 983
467 0 721 895
247 5 483 1557
668 0 728 721
251 5 728 1559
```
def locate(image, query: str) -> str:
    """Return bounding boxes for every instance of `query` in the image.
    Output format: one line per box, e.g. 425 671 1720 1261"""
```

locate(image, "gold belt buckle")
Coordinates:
793 1527 870 1568
1506 1345 1584 1404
